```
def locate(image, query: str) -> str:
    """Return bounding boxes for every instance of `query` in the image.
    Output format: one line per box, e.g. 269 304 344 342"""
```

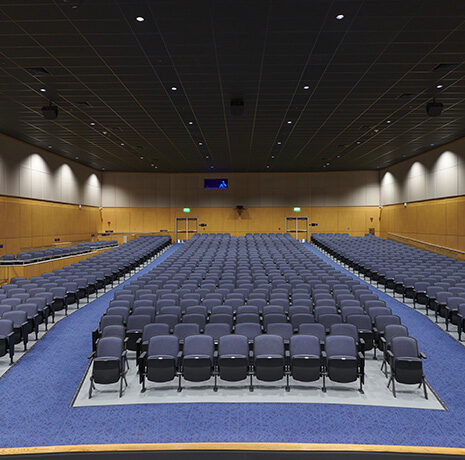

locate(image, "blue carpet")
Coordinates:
0 243 465 448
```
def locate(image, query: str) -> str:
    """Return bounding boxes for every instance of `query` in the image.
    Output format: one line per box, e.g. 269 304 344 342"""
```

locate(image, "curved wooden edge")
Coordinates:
0 443 465 456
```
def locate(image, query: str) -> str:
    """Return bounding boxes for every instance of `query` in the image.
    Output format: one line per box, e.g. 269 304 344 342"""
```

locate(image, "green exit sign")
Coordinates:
293 207 301 212
183 208 191 213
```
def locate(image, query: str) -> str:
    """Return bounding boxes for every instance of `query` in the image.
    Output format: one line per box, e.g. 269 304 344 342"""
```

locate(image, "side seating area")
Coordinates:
90 233 427 399
0 236 170 364
1 240 118 264
312 233 465 340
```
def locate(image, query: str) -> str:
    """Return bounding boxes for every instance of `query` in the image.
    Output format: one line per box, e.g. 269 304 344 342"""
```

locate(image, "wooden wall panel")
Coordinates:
0 195 100 256
379 195 465 252
100 206 380 239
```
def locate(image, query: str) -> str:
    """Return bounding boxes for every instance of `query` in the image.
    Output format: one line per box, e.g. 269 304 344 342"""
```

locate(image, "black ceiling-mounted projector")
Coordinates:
230 98 244 116
42 103 58 120
426 99 443 117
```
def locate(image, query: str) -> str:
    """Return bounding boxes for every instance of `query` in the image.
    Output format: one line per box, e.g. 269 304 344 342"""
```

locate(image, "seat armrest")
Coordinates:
139 351 147 361
321 350 327 359
88 351 95 359
420 352 427 359
372 327 379 334
380 337 386 345
386 350 394 359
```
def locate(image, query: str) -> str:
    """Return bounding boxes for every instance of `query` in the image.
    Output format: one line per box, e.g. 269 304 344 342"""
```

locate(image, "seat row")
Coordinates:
0 236 171 364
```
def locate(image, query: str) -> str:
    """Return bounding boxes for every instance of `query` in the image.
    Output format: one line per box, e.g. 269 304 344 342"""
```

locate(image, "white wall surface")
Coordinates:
0 134 102 206
101 171 380 208
380 138 465 206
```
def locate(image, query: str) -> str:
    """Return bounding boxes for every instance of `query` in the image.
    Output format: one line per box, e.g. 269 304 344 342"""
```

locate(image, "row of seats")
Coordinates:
90 233 427 398
1 240 118 264
0 236 171 364
313 233 465 339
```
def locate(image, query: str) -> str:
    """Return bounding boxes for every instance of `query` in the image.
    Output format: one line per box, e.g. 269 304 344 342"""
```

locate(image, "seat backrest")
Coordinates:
173 323 200 340
391 336 419 358
267 323 293 340
254 334 284 357
328 323 358 341
346 314 372 330
127 314 151 331
218 334 248 356
374 315 401 332
148 335 179 358
290 335 320 357
0 319 13 335
384 324 409 344
142 323 170 341
234 322 262 340
298 323 326 341
325 335 356 358
183 335 214 359
204 323 231 340
96 337 123 358
101 325 126 340
236 313 260 324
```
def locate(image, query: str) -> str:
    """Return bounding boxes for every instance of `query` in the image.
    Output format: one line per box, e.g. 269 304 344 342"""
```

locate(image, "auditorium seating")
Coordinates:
1 240 118 264
95 233 426 397
0 235 170 362
312 233 465 339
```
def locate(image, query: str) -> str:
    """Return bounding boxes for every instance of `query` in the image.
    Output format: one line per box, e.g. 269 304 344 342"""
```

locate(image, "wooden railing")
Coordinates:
387 232 465 260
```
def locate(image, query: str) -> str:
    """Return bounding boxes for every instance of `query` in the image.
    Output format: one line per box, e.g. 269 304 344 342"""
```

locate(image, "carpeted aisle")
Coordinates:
0 242 465 449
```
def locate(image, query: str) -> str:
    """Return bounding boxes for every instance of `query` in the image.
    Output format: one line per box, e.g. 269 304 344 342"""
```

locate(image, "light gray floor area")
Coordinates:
0 253 163 379
73 349 443 410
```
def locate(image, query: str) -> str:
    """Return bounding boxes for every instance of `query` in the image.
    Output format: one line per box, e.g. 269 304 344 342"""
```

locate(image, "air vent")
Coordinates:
433 63 458 72
24 67 49 76
398 93 417 99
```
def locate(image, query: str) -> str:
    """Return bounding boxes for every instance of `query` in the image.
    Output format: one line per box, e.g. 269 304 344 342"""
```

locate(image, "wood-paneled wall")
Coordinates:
100 206 380 239
379 195 465 251
0 195 100 256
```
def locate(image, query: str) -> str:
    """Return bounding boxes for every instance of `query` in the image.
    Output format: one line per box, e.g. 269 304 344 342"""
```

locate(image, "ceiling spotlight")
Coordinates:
303 85 310 90
374 129 379 133
430 143 435 147
171 86 177 91
356 141 361 144
210 166 214 169
205 155 209 159
277 141 282 145
136 16 145 22
154 166 158 169
266 165 270 169
287 120 292 124
271 155 275 159
102 130 108 135
386 120 391 124
90 122 95 126
102 167 105 170
198 141 203 146
40 88 46 92
336 155 341 158
75 156 79 160
188 121 193 125
151 163 154 166
48 145 52 149
140 156 144 160
436 84 443 89
336 14 344 20
120 143 124 146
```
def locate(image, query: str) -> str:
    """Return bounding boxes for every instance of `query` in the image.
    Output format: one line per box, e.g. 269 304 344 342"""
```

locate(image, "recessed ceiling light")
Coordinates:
374 129 379 133
210 166 214 169
188 121 193 125
336 14 344 20
154 165 158 169
326 162 330 166
386 120 391 124
356 141 361 144
277 141 282 145
48 145 52 149
336 155 341 158
430 143 435 147
102 167 105 170
271 155 275 159
171 86 177 91
205 155 209 159
266 165 270 169
102 130 108 135
136 16 144 22
287 120 292 124
140 156 144 160
198 142 203 146
436 84 443 89
75 156 79 160
90 122 95 126
40 88 46 92
151 163 154 167
303 85 310 90
120 143 124 146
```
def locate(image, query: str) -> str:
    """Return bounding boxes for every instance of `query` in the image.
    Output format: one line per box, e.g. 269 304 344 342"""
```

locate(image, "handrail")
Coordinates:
387 232 465 255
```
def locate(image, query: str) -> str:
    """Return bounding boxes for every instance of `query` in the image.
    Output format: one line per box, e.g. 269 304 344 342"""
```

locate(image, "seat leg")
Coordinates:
249 372 254 392
88 378 93 399
285 372 290 392
119 377 123 398
322 373 326 392
359 376 364 394
423 378 428 399
213 372 218 392
177 373 182 392
391 377 396 397
141 375 146 393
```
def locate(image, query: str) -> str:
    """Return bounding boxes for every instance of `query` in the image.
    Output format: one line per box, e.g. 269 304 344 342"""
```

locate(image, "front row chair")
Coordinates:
88 337 128 398
0 319 15 363
288 335 322 391
387 336 427 399
323 336 365 393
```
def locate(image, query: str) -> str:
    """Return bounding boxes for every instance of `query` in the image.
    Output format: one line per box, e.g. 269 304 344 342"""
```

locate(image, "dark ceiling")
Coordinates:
1 0 465 172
